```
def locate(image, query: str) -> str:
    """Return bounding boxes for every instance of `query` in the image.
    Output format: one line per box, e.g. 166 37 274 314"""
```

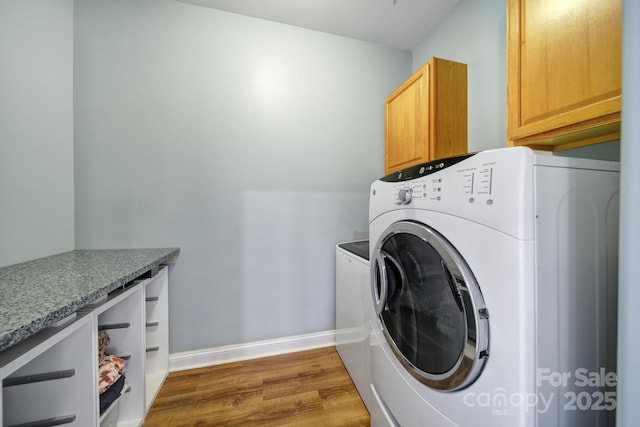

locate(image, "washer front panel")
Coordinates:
371 220 489 391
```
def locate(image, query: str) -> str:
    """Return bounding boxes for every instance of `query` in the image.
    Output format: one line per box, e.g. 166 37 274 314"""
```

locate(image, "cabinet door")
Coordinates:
385 64 429 175
507 0 622 150
385 57 467 175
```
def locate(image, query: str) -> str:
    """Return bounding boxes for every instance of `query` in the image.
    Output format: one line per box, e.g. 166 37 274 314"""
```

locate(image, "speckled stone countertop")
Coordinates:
0 248 179 352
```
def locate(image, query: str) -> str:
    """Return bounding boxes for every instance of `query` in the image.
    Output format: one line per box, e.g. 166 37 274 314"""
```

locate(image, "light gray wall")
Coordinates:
73 0 411 352
412 0 619 160
0 0 75 268
412 0 506 153
617 0 640 424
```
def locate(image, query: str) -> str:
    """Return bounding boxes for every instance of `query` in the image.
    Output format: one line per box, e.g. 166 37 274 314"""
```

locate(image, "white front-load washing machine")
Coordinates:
368 147 619 427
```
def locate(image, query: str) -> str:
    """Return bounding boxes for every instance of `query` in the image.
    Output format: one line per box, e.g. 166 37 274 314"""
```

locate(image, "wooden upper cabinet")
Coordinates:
385 57 467 175
507 0 622 150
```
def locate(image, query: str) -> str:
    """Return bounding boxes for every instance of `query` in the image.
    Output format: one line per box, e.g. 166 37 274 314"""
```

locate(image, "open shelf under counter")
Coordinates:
0 248 178 427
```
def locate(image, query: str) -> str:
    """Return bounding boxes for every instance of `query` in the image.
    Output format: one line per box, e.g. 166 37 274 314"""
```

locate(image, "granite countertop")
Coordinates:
0 248 179 352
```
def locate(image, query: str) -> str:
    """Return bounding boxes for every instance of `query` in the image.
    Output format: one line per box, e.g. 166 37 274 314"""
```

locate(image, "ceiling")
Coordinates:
174 0 460 51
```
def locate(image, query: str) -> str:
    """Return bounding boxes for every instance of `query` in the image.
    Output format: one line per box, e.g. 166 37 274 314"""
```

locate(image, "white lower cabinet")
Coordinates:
1 313 97 426
0 266 170 427
143 267 169 412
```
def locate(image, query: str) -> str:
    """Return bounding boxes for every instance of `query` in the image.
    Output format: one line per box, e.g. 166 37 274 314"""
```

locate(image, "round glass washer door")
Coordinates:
371 220 489 391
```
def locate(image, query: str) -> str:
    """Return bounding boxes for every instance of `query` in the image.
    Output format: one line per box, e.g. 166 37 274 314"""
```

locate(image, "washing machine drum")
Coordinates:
371 220 489 391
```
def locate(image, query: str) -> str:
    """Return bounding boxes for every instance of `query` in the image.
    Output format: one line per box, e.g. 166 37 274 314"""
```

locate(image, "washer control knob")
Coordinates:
397 188 413 204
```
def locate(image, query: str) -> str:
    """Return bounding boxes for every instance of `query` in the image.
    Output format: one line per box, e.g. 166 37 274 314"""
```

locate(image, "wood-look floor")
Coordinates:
143 346 370 426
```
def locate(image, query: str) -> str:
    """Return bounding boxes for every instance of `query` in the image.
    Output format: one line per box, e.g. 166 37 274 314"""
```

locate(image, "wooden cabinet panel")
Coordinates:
507 0 622 150
385 57 467 175
385 66 429 174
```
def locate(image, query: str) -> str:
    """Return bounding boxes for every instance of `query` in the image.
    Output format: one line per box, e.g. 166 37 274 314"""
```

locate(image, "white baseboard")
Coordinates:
169 329 336 372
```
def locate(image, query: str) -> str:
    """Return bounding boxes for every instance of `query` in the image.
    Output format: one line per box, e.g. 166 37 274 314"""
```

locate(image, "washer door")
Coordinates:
371 220 489 391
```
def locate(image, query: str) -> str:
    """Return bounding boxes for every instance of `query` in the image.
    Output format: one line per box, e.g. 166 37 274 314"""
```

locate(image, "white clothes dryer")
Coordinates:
335 241 371 411
368 147 619 427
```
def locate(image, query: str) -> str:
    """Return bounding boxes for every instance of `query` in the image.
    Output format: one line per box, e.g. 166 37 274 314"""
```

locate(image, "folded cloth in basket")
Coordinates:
99 354 126 394
98 329 110 359
100 374 126 414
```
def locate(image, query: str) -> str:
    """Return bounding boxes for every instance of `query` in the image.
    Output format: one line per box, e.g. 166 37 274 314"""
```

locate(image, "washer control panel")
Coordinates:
388 155 498 208
371 147 536 241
